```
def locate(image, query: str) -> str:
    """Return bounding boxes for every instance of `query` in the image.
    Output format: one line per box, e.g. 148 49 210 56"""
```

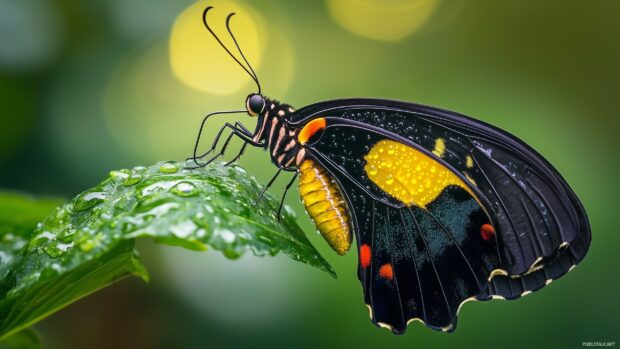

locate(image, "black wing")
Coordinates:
290 98 591 333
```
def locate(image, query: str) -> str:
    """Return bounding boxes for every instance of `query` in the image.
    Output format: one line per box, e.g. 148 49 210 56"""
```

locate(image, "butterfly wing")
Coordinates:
290 99 591 333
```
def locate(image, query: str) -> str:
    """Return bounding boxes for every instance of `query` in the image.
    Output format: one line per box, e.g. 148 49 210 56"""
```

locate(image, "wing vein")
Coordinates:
519 196 550 256
406 206 452 317
528 180 568 244
369 199 376 316
386 206 406 326
471 155 525 267
398 209 427 321
418 206 482 287
474 151 556 245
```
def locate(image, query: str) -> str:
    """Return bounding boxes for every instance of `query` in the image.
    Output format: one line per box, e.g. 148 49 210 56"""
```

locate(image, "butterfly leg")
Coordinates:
189 110 245 165
276 172 299 220
224 142 248 166
187 130 233 169
254 168 282 205
189 122 260 168
190 121 246 163
224 122 252 166
187 122 232 168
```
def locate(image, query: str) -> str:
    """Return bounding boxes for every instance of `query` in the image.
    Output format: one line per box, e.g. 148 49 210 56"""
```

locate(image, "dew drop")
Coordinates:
385 175 394 185
123 172 143 186
159 161 179 173
58 229 76 243
233 165 247 174
32 231 55 245
43 241 74 257
170 181 198 197
217 228 236 244
170 220 198 238
195 228 207 239
109 169 130 180
74 190 106 211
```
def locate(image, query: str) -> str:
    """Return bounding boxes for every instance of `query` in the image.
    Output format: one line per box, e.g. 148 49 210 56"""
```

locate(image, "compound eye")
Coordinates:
247 94 265 116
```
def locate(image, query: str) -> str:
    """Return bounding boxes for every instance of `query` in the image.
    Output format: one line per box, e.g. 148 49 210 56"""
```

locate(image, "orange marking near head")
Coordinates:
379 263 393 280
481 223 495 241
298 118 326 144
360 244 371 268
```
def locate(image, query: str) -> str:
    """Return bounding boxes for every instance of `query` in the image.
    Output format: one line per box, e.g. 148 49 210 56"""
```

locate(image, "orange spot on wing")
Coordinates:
298 118 326 144
481 223 495 241
379 263 393 280
360 244 371 268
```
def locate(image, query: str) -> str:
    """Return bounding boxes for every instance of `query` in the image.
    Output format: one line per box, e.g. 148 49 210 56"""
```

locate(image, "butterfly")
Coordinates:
190 7 591 334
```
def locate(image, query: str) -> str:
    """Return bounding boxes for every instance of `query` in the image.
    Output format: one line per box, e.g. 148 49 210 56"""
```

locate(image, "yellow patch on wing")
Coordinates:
364 140 475 207
432 138 446 157
465 155 474 168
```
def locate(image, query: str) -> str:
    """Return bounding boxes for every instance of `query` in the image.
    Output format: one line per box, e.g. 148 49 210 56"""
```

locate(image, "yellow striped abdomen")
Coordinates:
298 159 351 255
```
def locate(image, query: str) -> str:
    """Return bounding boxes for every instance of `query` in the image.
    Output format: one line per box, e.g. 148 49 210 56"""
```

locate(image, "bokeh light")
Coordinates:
169 0 264 94
327 0 440 42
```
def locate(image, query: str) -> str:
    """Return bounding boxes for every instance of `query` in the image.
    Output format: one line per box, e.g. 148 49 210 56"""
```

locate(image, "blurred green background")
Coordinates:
0 0 618 348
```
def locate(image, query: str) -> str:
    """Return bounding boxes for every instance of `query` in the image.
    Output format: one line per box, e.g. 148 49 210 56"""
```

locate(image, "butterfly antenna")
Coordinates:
225 13 261 94
202 7 261 93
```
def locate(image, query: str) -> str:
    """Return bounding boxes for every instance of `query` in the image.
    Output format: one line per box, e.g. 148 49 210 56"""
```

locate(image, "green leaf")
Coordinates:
0 193 56 349
0 328 42 349
0 192 62 235
0 193 63 284
0 161 334 339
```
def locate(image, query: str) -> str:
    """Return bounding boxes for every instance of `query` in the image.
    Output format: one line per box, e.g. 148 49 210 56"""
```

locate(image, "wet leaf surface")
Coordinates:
0 161 333 339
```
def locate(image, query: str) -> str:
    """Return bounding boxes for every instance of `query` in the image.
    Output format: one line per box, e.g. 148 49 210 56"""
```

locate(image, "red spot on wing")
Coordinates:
379 264 393 280
360 244 371 268
481 223 495 241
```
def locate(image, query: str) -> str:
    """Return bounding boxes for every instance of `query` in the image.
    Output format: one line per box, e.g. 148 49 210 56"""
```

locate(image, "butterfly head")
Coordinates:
246 93 265 117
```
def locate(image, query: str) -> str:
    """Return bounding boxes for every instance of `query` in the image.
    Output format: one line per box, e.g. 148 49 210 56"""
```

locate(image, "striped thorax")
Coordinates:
245 93 352 255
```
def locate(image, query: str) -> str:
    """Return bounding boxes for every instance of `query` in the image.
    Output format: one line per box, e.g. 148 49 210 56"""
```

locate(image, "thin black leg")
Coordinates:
225 142 248 166
254 168 282 205
236 122 252 135
192 121 250 161
277 172 299 221
189 122 261 168
186 126 233 169
199 122 256 167
192 110 245 163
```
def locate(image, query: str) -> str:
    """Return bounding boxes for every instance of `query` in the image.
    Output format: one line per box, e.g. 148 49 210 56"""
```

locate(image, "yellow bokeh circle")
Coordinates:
170 0 264 94
327 0 440 42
